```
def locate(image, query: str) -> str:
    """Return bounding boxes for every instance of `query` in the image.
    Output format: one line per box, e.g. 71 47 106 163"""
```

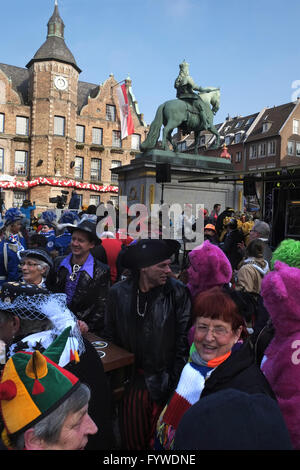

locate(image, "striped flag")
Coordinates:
116 83 134 139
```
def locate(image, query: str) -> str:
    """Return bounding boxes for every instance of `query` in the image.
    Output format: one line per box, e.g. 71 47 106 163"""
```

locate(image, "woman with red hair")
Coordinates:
155 286 275 450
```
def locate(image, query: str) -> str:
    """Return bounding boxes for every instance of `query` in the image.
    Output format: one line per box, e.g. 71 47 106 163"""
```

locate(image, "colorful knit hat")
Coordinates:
187 240 232 299
0 327 80 444
270 238 300 270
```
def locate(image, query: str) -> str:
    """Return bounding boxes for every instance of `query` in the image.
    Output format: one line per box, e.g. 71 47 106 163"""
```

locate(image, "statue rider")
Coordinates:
174 60 219 127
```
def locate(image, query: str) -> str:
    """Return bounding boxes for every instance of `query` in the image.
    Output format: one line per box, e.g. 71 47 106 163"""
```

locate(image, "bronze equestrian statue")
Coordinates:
140 61 221 154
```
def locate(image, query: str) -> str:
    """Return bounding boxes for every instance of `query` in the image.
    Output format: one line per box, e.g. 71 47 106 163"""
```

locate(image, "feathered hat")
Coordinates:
3 208 24 226
0 327 80 446
58 210 80 226
38 210 57 228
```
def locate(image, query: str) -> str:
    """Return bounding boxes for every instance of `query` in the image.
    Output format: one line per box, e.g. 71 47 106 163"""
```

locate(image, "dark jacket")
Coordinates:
65 337 115 450
103 276 192 405
201 340 275 399
221 228 244 270
48 255 110 336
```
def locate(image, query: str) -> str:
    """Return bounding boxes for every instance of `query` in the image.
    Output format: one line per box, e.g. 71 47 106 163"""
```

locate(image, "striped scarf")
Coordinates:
155 344 231 450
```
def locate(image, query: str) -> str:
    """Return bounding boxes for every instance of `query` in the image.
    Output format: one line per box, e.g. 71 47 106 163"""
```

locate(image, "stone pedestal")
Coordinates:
113 149 243 213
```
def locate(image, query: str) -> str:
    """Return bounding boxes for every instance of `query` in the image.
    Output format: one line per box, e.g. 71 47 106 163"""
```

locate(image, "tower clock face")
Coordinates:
54 75 68 91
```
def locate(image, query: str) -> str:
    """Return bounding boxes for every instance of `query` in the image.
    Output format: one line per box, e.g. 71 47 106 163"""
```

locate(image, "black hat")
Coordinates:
122 239 180 270
20 248 53 268
174 389 293 450
67 219 100 243
0 281 49 304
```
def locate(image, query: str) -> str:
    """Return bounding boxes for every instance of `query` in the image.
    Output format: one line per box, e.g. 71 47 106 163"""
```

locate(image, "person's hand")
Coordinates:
237 241 245 250
78 320 89 334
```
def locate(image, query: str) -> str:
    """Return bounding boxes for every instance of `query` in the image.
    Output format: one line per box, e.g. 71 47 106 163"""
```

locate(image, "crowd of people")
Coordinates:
0 200 298 451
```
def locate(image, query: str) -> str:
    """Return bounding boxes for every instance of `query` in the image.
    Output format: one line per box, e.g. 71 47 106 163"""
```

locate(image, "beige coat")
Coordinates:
235 257 269 294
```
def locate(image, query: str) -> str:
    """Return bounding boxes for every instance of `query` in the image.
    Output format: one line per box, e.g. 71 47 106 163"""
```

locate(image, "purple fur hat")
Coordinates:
187 240 232 299
261 260 300 335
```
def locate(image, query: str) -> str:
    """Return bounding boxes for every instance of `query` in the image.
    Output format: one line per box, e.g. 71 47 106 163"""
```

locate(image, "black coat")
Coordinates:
103 276 192 405
221 228 244 270
201 339 275 399
48 255 110 336
65 337 115 450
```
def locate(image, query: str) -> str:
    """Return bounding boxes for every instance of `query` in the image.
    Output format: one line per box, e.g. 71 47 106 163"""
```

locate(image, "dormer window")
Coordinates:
235 121 243 129
262 122 271 133
245 117 255 126
225 135 232 145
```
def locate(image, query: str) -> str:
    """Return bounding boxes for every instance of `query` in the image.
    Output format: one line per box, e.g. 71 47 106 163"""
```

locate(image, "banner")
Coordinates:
0 177 118 193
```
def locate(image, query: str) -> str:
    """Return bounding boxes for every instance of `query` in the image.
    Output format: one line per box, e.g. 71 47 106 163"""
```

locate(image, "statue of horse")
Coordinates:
140 89 220 154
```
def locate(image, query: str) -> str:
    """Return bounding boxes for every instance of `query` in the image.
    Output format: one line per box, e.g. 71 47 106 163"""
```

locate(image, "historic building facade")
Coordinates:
0 4 147 211
176 100 300 173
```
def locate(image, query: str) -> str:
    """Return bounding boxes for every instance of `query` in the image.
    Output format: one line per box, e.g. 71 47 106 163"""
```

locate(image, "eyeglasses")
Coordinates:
20 261 39 268
196 324 231 337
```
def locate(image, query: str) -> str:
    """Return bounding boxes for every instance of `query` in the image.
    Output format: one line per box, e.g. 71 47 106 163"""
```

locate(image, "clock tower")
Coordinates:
26 1 81 190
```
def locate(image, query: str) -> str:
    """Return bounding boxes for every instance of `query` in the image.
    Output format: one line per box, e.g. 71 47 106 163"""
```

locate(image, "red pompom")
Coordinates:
0 380 17 401
32 379 45 395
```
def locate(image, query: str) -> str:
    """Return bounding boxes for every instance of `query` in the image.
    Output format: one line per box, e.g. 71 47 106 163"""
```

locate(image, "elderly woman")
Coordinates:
0 285 115 450
19 248 53 288
155 286 275 450
0 330 97 450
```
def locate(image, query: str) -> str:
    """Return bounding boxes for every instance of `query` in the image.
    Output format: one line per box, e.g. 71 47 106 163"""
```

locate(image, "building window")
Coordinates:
131 134 141 150
90 158 101 181
111 160 121 182
245 117 255 126
225 136 232 145
235 151 242 163
112 130 121 148
0 113 4 133
54 116 65 136
258 142 266 157
16 116 29 135
13 191 26 208
249 144 257 159
74 156 84 179
92 127 103 145
0 148 3 171
288 140 295 156
234 133 242 144
262 122 271 133
293 119 300 135
177 141 187 151
296 142 300 157
235 121 243 128
268 140 276 155
15 150 27 175
106 105 116 121
76 125 85 143
90 195 100 206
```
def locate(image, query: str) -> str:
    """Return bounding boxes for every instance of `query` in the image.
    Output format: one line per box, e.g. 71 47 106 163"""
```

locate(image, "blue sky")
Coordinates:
1 0 300 125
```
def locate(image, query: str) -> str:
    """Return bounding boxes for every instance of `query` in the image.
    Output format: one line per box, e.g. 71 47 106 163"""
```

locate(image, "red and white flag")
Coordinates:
116 83 134 139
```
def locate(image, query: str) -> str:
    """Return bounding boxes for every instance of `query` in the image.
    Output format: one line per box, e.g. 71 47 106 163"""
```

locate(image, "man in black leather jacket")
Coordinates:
103 239 192 450
47 220 110 336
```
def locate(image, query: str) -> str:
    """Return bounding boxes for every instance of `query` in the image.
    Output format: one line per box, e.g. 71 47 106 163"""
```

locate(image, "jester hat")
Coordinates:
0 327 80 440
